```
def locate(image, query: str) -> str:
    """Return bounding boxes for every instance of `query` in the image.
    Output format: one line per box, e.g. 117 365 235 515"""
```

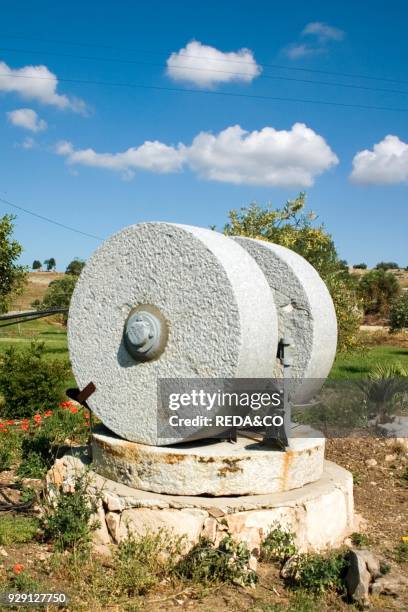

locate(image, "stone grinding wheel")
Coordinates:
68 223 279 445
232 237 337 402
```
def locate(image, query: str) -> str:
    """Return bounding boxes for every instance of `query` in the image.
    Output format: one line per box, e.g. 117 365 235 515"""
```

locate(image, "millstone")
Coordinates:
68 223 279 445
232 238 337 402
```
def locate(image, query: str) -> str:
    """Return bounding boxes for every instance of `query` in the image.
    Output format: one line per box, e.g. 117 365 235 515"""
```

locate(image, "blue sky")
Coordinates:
0 0 407 270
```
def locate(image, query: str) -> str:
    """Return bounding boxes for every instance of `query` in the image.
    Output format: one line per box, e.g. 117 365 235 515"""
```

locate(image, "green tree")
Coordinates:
358 269 400 316
0 214 27 314
389 293 408 331
353 263 367 269
32 275 77 324
223 193 362 351
376 261 399 270
32 259 42 271
65 258 85 276
44 257 56 271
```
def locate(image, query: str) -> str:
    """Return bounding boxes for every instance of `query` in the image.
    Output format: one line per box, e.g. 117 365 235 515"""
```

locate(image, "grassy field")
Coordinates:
9 271 64 312
1 319 407 381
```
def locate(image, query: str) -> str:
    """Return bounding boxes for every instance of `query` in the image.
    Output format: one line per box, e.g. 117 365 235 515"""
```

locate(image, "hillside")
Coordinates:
9 271 64 312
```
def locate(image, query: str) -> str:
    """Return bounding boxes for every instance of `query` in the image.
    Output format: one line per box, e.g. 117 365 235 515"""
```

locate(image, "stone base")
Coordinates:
47 451 354 556
91 425 325 496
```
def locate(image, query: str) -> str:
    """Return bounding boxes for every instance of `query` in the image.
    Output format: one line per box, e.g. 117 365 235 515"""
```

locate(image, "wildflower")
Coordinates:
6 420 15 426
70 406 78 414
1 428 8 433
402 536 408 542
12 564 24 575
33 414 42 423
21 424 29 431
0 422 4 428
44 410 53 418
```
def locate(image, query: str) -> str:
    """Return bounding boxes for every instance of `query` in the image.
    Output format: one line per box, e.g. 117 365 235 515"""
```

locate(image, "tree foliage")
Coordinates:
223 193 362 351
65 258 85 276
32 260 42 271
0 214 27 314
389 293 408 332
44 257 56 271
358 269 400 316
376 261 399 271
32 275 77 324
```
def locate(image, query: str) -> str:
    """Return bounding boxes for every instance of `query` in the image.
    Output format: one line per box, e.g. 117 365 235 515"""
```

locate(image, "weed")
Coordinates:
175 535 257 587
260 525 297 563
0 516 39 545
0 428 21 470
394 541 408 563
41 472 99 552
350 532 370 548
17 433 54 478
401 466 408 484
283 551 347 594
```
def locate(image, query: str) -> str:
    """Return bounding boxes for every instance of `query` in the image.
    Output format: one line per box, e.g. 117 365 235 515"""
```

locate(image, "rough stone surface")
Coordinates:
345 549 372 606
377 417 408 442
46 452 354 554
233 237 337 402
92 426 325 495
68 223 278 445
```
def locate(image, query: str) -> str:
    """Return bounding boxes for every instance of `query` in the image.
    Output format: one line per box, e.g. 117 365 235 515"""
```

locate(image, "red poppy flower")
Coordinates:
33 414 42 422
70 407 78 414
6 420 15 426
21 424 29 431
44 410 53 417
13 564 24 575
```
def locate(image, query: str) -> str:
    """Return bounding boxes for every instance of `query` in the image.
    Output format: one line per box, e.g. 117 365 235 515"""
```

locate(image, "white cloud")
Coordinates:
0 60 86 113
302 22 345 42
55 123 338 187
166 40 261 87
56 140 185 179
283 22 344 59
186 123 338 187
7 108 47 132
351 135 408 185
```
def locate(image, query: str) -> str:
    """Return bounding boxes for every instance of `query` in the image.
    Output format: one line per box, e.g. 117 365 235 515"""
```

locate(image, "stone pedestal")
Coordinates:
91 425 325 496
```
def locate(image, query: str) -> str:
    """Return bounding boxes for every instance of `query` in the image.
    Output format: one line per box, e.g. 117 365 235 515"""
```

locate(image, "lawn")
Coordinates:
1 319 407 382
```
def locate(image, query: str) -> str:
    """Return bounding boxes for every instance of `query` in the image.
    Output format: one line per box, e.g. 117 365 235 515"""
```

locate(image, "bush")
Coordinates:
358 269 400 316
389 293 408 331
0 516 39 545
17 432 54 478
32 275 77 325
0 427 21 470
376 261 399 270
260 525 297 563
353 263 367 269
394 540 408 563
0 342 70 418
115 529 184 596
175 535 257 586
41 472 99 552
283 551 347 594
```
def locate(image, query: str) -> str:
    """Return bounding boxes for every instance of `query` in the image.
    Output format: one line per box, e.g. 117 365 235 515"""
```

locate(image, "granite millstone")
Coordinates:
68 223 279 445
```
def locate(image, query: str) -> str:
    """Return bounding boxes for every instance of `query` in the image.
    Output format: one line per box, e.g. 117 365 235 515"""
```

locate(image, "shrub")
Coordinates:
358 269 400 316
0 516 39 545
41 472 99 552
175 535 257 586
17 432 54 478
115 529 184 596
283 551 347 594
0 342 70 418
376 261 399 270
350 532 370 547
0 427 21 470
260 525 297 563
353 263 367 269
394 540 408 563
389 293 408 331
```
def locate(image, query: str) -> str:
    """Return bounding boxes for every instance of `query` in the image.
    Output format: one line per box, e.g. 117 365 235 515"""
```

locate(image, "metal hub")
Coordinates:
124 306 167 361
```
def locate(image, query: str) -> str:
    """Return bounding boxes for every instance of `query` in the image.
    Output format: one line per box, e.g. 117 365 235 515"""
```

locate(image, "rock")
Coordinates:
371 568 408 597
92 505 111 546
0 547 8 557
103 492 123 512
106 512 121 543
345 549 373 606
202 517 217 542
365 459 377 468
356 549 381 579
385 454 397 462
93 544 113 558
280 554 301 580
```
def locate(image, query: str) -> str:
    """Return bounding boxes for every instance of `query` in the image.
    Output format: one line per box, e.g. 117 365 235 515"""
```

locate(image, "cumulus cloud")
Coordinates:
186 123 338 187
0 60 86 113
7 108 47 132
56 140 185 179
55 123 338 187
351 135 408 185
166 40 261 87
283 22 344 59
302 22 345 42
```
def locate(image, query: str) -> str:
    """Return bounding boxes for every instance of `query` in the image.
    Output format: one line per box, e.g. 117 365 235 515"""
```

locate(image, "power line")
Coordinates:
1 45 407 96
0 32 406 86
0 195 104 240
0 71 407 112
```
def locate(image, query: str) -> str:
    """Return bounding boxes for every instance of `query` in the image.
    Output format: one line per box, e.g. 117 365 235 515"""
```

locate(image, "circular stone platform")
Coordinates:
91 425 325 496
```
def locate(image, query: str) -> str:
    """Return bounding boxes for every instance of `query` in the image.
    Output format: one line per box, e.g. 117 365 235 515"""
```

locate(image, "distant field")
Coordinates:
350 266 408 289
9 271 64 312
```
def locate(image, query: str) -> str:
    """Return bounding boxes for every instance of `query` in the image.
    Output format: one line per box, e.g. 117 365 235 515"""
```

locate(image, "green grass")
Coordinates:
330 345 408 379
0 515 39 545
